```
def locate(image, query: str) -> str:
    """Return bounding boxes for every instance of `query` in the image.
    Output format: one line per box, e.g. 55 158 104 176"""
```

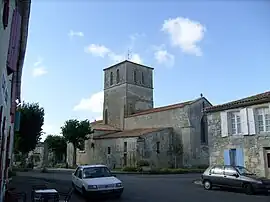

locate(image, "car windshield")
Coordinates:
236 166 254 175
83 167 112 178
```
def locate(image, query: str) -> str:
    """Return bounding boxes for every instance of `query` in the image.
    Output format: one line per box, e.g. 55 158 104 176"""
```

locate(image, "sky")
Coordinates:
21 1 270 141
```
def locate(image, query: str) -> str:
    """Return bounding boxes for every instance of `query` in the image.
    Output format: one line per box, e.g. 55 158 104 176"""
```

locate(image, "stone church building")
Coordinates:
67 60 212 169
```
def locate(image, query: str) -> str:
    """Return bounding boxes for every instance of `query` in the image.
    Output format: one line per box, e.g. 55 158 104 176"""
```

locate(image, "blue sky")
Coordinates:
21 1 270 140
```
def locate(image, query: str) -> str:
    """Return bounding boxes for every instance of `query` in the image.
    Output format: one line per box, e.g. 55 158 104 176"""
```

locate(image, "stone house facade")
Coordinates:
67 60 212 168
206 91 270 178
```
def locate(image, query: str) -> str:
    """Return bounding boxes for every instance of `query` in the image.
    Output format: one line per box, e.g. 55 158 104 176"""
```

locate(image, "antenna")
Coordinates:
127 49 132 60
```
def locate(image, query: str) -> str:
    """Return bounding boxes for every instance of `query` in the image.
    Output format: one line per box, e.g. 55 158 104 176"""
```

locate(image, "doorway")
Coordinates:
265 149 270 178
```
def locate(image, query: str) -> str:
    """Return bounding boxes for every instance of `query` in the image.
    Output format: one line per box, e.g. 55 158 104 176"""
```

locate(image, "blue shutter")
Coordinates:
236 148 244 167
224 150 230 165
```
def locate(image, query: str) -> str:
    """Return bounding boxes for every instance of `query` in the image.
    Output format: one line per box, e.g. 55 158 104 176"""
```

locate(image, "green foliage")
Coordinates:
136 160 150 167
45 135 66 163
61 119 93 166
14 102 45 154
122 167 138 172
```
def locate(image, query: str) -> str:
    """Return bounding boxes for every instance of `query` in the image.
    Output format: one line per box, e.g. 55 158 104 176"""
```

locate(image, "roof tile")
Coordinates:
205 91 270 113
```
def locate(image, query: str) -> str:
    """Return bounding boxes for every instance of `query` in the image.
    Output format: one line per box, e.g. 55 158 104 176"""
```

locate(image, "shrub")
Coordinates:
41 167 48 173
122 167 138 172
136 160 150 167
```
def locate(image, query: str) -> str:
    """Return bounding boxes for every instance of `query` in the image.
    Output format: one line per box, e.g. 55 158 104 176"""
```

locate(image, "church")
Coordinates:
67 60 212 169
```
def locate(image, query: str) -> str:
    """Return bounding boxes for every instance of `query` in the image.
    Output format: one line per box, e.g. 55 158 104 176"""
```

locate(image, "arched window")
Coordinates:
116 69 120 83
104 109 108 124
110 72 113 85
201 115 207 144
133 70 137 83
141 72 144 84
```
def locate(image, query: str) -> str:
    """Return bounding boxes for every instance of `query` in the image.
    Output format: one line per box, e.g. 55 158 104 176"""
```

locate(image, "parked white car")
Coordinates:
71 164 124 198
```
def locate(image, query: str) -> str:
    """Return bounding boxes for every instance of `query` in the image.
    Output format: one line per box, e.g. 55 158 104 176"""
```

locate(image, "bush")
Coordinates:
122 167 138 172
41 167 48 173
149 168 204 174
136 160 150 167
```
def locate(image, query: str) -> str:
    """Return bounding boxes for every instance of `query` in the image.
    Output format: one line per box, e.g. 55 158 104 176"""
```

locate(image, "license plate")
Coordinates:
102 190 112 193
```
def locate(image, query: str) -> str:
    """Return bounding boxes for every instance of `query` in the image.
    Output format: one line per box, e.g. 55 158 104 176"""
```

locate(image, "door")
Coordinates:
223 166 242 188
76 169 83 190
72 167 80 188
209 166 225 186
266 150 270 179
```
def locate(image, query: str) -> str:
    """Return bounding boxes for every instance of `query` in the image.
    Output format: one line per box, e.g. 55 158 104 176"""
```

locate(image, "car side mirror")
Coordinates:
233 173 239 178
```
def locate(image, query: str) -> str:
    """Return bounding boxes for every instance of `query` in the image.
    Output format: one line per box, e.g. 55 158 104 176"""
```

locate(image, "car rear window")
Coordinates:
210 166 224 175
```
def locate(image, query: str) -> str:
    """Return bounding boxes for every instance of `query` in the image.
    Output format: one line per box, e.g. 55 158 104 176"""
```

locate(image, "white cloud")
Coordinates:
34 57 43 67
85 44 143 64
154 49 175 67
68 30 84 38
84 44 110 57
162 17 206 56
32 67 47 77
73 91 104 113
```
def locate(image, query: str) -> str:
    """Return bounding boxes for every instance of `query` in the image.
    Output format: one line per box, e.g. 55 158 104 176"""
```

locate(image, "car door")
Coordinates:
72 167 80 188
223 166 242 188
208 166 225 186
76 169 84 190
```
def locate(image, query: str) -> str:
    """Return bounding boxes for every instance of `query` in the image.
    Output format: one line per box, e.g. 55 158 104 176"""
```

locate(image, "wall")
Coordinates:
124 98 211 167
207 103 270 177
137 128 174 168
103 61 153 129
188 98 211 165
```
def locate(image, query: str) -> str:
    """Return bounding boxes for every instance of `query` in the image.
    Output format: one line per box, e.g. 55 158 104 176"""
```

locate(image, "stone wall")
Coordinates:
124 98 210 167
207 108 270 177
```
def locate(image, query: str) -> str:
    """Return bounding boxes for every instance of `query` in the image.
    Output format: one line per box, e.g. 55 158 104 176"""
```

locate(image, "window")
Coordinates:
108 147 111 154
116 69 120 83
110 72 113 85
229 111 241 134
156 141 160 153
201 116 207 144
74 167 80 176
2 0 9 29
104 109 108 124
124 142 127 152
210 166 224 175
83 166 111 179
267 153 270 168
133 70 137 83
141 72 144 84
256 107 270 133
78 169 82 179
224 166 238 176
229 149 236 166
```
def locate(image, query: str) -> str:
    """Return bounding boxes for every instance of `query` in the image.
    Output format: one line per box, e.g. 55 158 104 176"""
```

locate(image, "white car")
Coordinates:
71 164 124 198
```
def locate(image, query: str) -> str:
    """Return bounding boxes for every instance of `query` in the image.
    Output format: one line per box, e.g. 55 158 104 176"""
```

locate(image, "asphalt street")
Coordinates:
11 172 270 202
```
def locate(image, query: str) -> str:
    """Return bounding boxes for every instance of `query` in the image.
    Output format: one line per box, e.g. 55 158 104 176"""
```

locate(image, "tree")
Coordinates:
14 102 45 161
45 135 67 164
61 119 93 167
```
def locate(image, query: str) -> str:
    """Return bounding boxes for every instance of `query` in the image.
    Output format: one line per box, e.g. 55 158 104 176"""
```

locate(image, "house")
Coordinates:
205 91 270 178
67 60 212 169
0 0 31 200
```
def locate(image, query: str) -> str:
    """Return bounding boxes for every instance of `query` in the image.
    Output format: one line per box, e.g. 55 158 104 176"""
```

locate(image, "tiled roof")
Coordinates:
94 128 170 140
90 120 119 131
127 99 198 117
205 91 270 113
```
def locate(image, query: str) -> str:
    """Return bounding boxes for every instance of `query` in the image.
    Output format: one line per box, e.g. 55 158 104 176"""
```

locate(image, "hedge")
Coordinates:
120 167 205 174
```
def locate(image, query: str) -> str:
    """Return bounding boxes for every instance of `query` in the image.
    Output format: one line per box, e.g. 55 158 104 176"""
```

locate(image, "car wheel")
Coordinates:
243 183 254 195
203 180 212 190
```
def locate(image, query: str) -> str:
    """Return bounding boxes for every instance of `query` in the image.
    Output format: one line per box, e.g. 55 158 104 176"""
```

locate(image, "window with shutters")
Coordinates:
228 111 241 135
256 107 270 133
133 70 137 83
141 72 144 84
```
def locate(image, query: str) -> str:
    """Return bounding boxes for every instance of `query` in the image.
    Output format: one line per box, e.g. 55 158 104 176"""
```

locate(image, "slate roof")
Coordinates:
94 128 171 140
90 120 119 131
127 97 206 117
205 91 270 113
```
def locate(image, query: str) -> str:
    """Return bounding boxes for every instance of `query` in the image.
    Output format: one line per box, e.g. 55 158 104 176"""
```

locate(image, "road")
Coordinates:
12 172 270 202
